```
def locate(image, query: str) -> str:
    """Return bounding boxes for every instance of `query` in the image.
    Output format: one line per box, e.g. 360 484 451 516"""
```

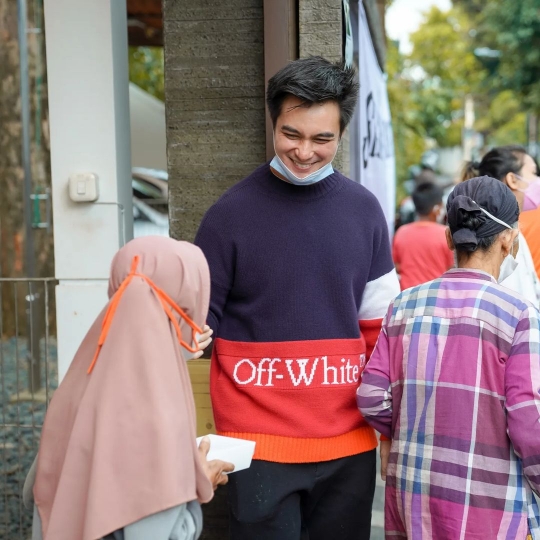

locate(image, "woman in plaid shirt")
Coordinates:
358 176 540 539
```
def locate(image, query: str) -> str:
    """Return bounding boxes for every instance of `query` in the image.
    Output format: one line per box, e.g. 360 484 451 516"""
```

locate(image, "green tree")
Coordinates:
386 40 425 198
484 0 540 112
402 4 528 149
407 6 487 147
451 0 483 16
476 91 527 147
456 0 540 112
128 47 165 101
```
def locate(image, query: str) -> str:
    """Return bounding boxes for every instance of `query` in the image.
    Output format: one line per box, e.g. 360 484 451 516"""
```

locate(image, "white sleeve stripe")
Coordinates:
359 268 400 321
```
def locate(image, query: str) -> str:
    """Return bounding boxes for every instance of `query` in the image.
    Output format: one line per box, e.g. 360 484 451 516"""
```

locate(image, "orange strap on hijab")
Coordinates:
88 255 203 374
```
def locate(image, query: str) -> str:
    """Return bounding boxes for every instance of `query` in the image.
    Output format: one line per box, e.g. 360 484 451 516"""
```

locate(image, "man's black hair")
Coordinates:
412 182 443 216
266 56 359 135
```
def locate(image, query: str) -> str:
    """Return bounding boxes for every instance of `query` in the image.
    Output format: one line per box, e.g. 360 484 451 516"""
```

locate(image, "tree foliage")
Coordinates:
451 0 483 15
128 47 165 102
476 91 527 147
407 6 487 148
397 5 529 150
409 7 484 90
483 0 540 112
456 0 540 112
386 40 425 194
387 1 532 192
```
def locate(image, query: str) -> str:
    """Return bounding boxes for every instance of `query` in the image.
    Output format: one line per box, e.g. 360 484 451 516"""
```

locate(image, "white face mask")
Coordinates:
471 201 519 283
498 237 519 283
270 154 335 185
269 136 338 186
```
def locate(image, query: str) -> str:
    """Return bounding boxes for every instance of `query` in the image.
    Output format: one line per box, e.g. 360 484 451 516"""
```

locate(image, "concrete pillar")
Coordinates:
299 0 342 62
298 0 349 175
163 0 265 243
43 0 133 379
263 0 298 160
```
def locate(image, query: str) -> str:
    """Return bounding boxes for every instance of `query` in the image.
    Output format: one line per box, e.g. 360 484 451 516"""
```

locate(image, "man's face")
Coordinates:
274 95 341 179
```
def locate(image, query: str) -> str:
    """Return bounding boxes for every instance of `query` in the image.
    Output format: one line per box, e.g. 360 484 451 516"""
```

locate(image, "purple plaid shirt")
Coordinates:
357 268 540 539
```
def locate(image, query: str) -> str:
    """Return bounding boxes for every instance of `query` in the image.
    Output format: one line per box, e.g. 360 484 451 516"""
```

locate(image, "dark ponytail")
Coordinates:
477 145 527 181
460 146 528 185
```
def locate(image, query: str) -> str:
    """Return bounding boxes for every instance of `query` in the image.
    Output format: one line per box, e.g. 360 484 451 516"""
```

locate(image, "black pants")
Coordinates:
227 450 376 540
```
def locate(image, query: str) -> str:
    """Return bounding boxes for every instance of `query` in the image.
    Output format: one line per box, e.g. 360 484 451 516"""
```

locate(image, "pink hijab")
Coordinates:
34 237 214 540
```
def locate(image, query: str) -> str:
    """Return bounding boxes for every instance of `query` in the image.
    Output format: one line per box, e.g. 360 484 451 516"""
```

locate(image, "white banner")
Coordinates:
350 2 396 237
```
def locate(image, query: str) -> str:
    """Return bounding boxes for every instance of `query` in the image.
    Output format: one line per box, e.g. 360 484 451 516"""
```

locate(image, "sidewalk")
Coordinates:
371 451 384 539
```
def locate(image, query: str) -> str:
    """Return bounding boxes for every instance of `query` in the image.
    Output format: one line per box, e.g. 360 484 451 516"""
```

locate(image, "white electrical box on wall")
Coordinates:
68 173 99 202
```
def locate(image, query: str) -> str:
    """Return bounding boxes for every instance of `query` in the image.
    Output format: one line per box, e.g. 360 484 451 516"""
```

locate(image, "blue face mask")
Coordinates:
269 149 337 186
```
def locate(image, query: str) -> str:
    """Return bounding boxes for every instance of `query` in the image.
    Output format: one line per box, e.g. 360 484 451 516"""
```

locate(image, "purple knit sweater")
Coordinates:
195 162 397 344
194 162 400 463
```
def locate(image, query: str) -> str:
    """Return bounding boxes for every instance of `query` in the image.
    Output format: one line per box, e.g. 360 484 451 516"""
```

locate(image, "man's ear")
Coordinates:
445 227 454 251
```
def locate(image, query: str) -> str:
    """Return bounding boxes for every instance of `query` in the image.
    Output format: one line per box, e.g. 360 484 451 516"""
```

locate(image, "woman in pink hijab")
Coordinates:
28 236 233 540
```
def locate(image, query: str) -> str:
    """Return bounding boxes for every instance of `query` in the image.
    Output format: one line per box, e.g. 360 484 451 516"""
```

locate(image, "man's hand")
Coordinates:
380 439 391 481
198 436 235 490
192 325 213 360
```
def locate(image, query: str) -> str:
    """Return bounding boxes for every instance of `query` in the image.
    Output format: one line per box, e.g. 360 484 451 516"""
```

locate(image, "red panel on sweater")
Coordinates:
210 337 367 440
359 318 383 359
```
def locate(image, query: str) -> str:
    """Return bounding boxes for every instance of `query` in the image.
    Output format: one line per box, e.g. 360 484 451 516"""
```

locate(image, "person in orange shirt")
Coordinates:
393 182 454 290
519 156 540 278
521 211 540 278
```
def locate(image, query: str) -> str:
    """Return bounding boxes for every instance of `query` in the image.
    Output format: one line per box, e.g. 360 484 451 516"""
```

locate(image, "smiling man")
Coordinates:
194 56 399 540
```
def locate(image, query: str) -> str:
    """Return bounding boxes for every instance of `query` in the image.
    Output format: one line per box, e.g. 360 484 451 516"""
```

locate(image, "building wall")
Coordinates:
299 0 342 62
163 0 266 243
299 0 349 176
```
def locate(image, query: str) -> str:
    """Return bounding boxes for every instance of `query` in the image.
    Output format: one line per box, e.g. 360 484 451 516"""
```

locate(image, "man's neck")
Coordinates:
417 215 436 223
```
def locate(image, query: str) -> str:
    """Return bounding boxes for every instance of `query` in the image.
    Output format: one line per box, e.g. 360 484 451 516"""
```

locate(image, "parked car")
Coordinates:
132 167 169 238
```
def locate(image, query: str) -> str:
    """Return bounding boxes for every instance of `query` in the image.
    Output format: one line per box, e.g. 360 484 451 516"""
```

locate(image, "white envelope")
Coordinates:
196 434 256 473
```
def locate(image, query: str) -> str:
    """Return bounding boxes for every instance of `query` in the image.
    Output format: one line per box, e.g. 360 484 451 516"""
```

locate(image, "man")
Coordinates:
393 182 453 290
195 56 399 539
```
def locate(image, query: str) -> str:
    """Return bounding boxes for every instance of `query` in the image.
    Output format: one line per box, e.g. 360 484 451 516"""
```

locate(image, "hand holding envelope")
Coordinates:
196 434 256 490
197 436 235 490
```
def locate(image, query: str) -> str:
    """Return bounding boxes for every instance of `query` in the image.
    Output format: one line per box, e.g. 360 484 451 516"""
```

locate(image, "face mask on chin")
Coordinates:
270 154 335 185
269 136 339 186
